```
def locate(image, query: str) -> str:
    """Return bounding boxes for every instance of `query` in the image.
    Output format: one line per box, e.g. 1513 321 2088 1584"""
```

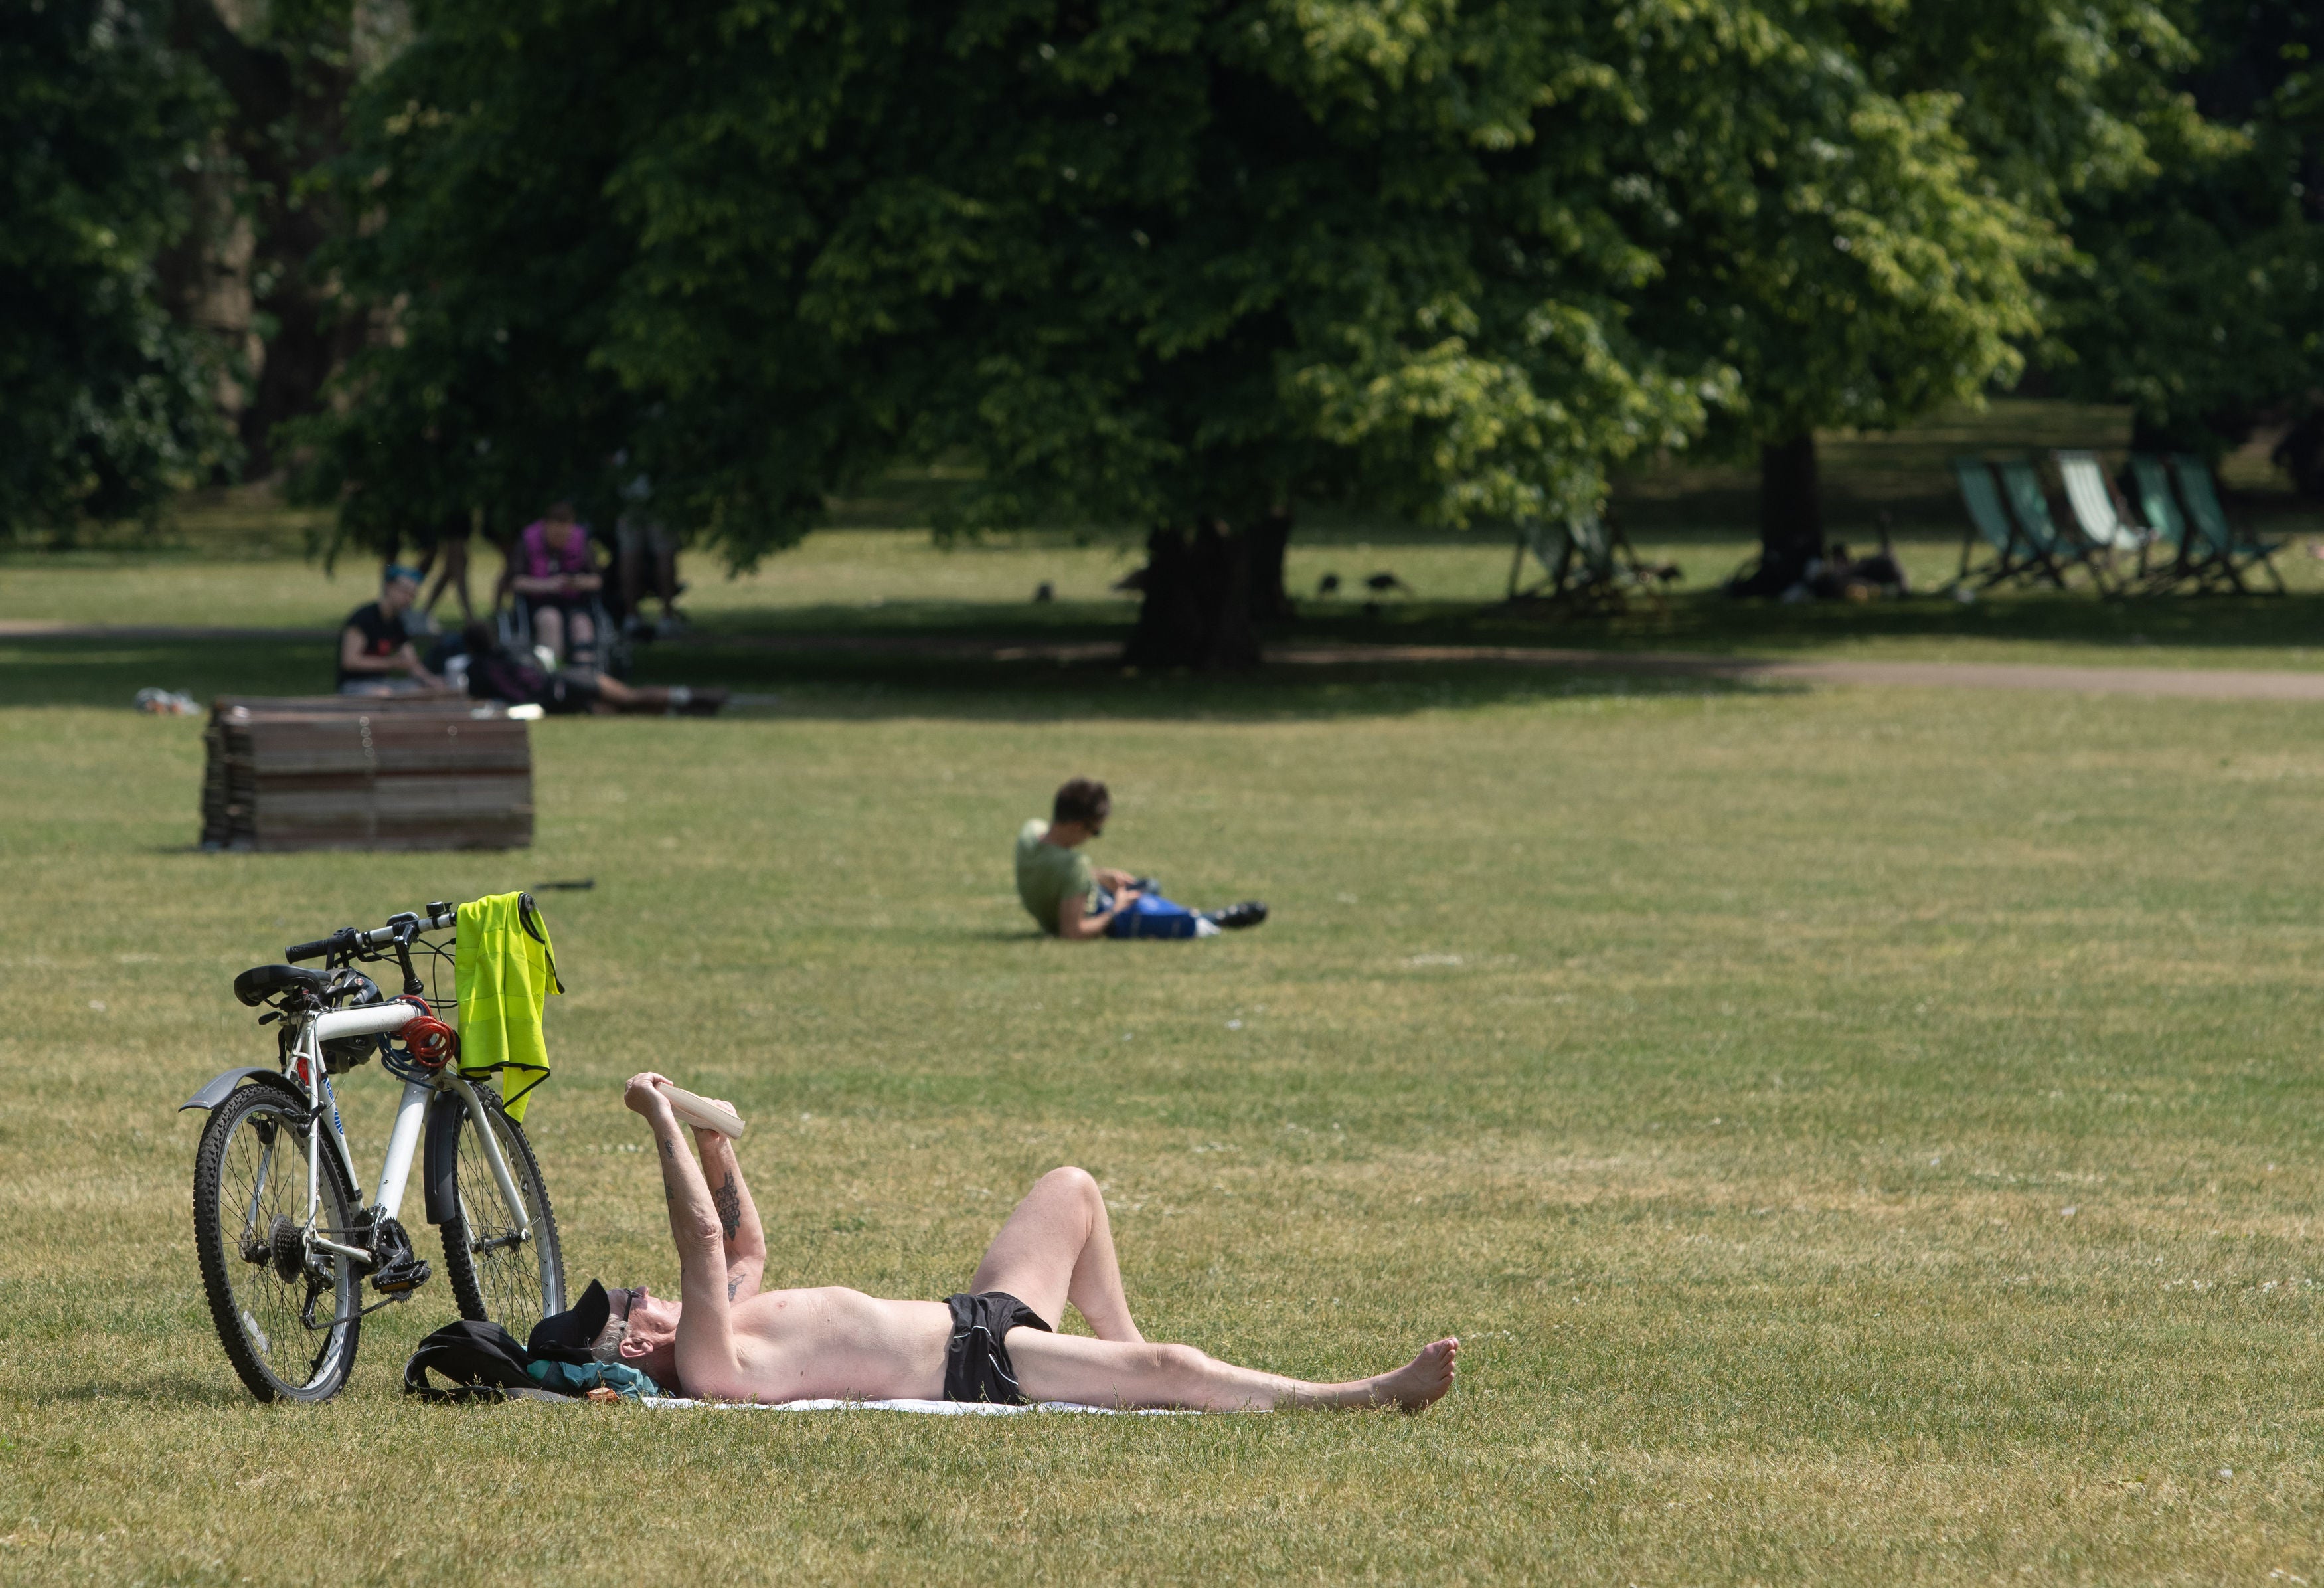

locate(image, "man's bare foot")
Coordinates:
1363 1338 1457 1411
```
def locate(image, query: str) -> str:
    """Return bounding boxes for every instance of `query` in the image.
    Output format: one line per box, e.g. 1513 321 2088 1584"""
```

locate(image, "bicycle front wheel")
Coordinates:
439 1089 565 1339
191 1082 363 1403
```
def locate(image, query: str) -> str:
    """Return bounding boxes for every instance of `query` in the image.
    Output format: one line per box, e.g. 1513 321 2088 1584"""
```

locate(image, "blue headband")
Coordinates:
384 564 424 586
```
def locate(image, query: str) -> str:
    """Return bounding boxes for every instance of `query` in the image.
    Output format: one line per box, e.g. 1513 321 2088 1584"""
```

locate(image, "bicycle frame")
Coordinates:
285 1000 533 1265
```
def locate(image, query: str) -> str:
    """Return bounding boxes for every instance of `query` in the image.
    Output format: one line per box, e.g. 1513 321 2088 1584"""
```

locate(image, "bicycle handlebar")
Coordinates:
286 902 459 963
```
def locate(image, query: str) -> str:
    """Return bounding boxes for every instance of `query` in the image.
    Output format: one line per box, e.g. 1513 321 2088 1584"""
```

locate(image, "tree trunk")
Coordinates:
1246 505 1294 621
167 1 357 480
1732 432 1821 596
1123 519 1262 671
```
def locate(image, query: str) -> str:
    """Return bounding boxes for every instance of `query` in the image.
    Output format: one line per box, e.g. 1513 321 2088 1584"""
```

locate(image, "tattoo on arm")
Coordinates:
712 1176 742 1240
728 1275 743 1302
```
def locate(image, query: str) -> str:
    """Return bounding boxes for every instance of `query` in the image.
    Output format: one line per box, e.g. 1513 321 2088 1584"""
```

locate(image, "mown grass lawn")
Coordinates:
5 614 2324 1581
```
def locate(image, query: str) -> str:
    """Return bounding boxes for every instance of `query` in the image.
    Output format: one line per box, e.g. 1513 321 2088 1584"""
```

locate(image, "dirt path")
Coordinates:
8 621 2323 700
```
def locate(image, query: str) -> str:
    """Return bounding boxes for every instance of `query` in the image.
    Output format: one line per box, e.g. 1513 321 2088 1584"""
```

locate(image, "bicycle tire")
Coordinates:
438 1090 565 1340
192 1082 363 1403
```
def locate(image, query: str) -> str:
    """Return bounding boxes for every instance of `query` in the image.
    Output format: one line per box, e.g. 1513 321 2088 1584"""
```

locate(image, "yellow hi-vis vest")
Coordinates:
454 891 560 1121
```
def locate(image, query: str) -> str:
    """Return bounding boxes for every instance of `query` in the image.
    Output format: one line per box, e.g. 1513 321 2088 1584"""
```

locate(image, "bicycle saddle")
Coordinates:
234 964 329 1008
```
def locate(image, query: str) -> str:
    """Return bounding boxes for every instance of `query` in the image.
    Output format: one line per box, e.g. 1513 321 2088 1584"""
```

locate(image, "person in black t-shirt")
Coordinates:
337 566 444 694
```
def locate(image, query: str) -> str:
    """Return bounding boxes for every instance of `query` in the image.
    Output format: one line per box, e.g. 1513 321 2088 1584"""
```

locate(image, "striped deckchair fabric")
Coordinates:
2053 451 2147 556
1997 458 2117 594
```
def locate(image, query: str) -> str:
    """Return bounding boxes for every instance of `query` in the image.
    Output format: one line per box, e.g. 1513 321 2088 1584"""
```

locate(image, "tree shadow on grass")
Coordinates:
1 636 1784 723
669 653 1783 723
1307 587 2324 658
681 584 2324 667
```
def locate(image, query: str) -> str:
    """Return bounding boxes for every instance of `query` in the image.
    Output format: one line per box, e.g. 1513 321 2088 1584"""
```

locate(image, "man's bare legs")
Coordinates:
972 1167 1457 1412
1007 1327 1457 1413
968 1167 1143 1341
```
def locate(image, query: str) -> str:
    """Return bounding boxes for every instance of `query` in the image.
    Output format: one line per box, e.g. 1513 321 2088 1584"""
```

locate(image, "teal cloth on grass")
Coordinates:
525 1360 662 1400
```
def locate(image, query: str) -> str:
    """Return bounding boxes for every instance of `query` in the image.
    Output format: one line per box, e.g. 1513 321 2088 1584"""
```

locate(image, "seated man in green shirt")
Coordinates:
1015 777 1266 940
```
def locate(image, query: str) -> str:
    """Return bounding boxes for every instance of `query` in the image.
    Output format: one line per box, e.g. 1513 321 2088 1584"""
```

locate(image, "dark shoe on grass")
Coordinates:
1212 901 1268 930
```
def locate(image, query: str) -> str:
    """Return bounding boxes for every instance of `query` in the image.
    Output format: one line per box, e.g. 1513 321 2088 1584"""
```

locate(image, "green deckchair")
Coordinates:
1505 511 1671 612
2127 454 2202 586
2169 453 2286 594
1948 458 2066 591
2053 450 2157 588
1997 458 2117 594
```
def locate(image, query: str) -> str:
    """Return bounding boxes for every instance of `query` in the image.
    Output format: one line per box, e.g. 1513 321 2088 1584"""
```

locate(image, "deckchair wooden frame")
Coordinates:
1505 510 1667 614
1948 458 2070 592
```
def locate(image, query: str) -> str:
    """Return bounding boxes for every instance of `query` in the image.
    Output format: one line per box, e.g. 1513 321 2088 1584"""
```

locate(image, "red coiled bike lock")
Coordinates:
393 996 459 1069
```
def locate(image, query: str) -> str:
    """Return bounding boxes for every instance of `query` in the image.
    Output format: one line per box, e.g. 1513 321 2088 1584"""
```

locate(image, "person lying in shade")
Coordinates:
1015 777 1266 940
459 624 725 716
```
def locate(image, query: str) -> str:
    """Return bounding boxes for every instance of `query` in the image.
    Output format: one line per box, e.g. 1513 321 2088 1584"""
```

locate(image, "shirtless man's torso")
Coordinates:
712 1287 950 1403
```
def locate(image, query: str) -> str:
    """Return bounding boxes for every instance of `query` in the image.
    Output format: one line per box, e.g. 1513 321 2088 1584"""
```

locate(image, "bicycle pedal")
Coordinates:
372 1257 431 1295
365 1213 429 1294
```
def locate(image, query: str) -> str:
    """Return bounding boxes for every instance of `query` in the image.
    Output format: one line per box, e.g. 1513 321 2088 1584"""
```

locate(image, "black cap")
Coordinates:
527 1279 633 1365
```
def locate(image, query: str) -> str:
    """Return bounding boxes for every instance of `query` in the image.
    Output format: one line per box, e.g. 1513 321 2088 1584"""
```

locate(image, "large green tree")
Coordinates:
1619 1 2204 591
308 0 2217 642
1 0 235 537
301 0 1750 661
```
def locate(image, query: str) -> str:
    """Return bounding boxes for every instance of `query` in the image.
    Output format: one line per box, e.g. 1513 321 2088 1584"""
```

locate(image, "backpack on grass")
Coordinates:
402 1284 664 1403
403 1319 561 1403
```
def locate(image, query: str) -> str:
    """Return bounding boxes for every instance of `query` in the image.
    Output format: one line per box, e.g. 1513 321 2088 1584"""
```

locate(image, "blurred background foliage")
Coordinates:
5 0 2319 610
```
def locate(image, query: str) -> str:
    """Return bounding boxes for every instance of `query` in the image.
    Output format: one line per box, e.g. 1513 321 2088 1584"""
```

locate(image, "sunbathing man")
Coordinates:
607 1072 1457 1411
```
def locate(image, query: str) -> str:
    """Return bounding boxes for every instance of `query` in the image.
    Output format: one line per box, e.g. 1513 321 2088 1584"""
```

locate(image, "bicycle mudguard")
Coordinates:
421 1087 473 1226
179 1067 304 1113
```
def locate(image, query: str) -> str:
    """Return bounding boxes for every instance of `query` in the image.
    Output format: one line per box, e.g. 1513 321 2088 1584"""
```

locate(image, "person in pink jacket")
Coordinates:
509 501 604 665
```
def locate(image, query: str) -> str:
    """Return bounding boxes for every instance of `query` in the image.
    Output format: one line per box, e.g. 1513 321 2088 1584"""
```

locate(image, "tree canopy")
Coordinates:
301 0 1754 578
39 0 2297 635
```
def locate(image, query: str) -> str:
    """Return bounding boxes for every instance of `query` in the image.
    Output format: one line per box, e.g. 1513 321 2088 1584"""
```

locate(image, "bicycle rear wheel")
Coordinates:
439 1089 565 1340
191 1082 363 1403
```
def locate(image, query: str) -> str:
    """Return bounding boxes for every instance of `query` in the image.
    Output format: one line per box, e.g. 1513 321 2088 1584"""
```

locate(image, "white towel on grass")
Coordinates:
641 1396 1213 1416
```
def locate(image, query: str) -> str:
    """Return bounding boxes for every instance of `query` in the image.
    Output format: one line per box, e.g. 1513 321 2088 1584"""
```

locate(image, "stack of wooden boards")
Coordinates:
201 696 533 852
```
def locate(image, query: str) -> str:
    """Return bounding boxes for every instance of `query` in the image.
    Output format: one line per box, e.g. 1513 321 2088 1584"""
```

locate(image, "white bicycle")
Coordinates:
183 899 566 1402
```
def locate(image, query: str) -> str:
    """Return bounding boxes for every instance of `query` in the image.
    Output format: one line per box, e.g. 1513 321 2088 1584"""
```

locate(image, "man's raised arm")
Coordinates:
693 1114 766 1303
624 1072 737 1389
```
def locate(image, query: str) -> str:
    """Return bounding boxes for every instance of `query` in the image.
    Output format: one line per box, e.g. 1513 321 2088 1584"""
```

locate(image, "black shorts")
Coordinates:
942 1291 1052 1404
540 673 601 715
